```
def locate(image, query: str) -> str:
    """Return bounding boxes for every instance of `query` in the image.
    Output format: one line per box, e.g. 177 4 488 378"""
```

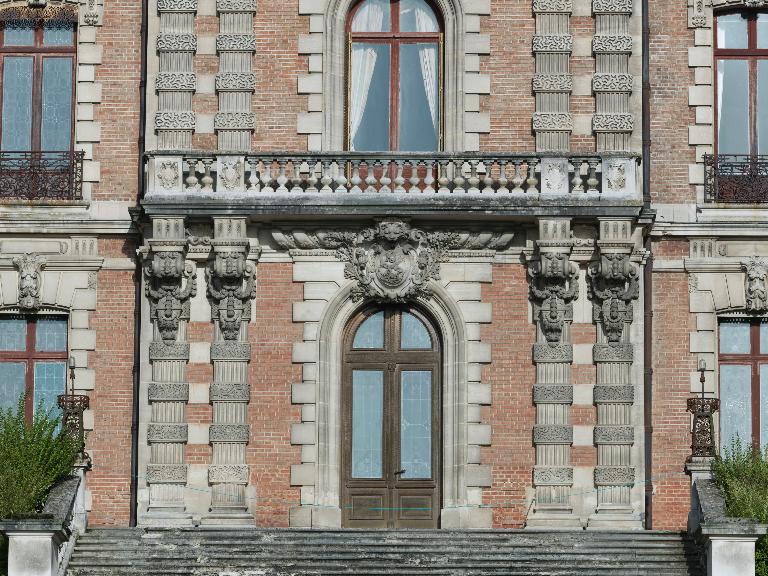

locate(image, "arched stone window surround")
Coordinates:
322 0 466 152
312 282 480 527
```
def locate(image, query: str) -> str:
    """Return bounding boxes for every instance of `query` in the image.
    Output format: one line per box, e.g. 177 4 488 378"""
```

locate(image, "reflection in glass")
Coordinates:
353 312 385 349
352 370 384 478
42 58 73 151
401 311 431 349
350 43 390 151
399 0 439 32
36 317 68 352
759 61 768 155
762 366 768 451
33 362 66 417
0 363 26 410
720 364 752 452
401 371 431 479
717 60 750 155
399 43 439 151
351 0 391 32
761 322 768 355
758 13 768 49
1 57 34 151
720 322 751 354
717 13 748 49
43 22 75 46
3 21 35 46
0 318 27 351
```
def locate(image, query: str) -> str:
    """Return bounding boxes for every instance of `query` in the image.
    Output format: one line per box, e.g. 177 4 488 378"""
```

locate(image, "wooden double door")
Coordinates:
342 306 441 528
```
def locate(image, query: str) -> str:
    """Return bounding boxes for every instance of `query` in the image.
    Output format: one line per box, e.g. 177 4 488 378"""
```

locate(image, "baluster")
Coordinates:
571 159 585 193
482 160 495 194
379 160 392 193
306 160 319 193
409 160 421 194
497 160 509 194
526 159 539 194
185 158 200 191
423 160 436 194
511 160 525 194
319 160 333 193
275 159 289 193
201 158 214 193
453 160 466 193
350 160 362 193
260 159 274 193
290 159 303 193
364 161 377 193
245 157 258 192
393 160 406 193
468 160 481 193
333 160 348 192
587 159 600 194
437 160 451 193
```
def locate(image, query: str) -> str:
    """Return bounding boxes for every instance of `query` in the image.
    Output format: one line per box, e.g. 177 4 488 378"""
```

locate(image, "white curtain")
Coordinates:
349 0 386 149
414 4 439 135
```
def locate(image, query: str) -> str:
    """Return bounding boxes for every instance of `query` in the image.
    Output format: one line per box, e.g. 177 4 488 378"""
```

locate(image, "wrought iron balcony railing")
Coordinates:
145 151 640 200
704 154 768 203
0 151 85 201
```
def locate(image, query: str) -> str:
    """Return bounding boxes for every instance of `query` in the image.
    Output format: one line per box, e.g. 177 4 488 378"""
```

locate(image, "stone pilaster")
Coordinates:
204 218 257 524
527 219 580 528
588 219 641 529
144 217 196 523
216 0 257 151
532 0 573 152
592 0 634 151
156 0 197 149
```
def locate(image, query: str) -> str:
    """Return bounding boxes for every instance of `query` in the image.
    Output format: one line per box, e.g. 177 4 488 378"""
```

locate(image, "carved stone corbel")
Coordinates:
144 248 197 344
528 251 580 345
206 246 256 340
13 253 46 312
587 253 639 344
742 257 768 314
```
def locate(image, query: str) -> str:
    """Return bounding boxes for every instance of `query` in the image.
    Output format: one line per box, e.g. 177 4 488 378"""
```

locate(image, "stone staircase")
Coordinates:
66 528 705 576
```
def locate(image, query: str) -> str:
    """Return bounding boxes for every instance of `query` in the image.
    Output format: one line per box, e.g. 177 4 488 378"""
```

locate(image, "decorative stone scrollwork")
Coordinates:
149 341 191 360
528 252 580 345
216 34 257 52
207 250 256 341
532 74 573 92
594 426 634 444
593 343 634 362
148 382 190 402
217 0 257 11
155 73 197 91
592 35 633 53
156 33 197 52
157 0 198 11
147 423 188 443
742 257 768 313
155 111 197 130
532 113 574 131
144 251 197 344
592 73 633 92
533 466 574 485
209 424 250 443
533 385 574 404
214 112 256 131
532 0 573 12
216 73 257 91
146 464 188 484
532 34 573 52
592 385 634 403
13 253 46 312
210 341 252 361
588 253 639 344
533 425 574 444
532 343 574 363
592 113 634 132
592 0 632 12
210 383 251 402
208 465 249 484
594 466 635 486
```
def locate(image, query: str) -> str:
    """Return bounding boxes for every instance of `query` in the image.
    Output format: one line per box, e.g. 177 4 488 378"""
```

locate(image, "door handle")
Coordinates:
394 469 406 476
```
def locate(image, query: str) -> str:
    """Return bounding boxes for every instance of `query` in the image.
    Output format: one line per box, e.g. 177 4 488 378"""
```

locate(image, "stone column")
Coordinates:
144 217 196 523
527 219 581 528
587 219 641 529
204 217 257 524
532 0 573 152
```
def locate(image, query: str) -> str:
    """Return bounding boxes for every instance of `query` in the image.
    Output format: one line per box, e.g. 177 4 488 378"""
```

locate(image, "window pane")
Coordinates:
717 59 750 155
758 13 768 49
717 13 748 49
399 0 439 32
399 43 439 151
1 57 34 151
3 21 35 46
719 321 751 354
43 21 74 46
41 58 73 151
0 318 27 351
36 317 67 352
0 363 26 411
761 365 768 451
401 311 431 349
353 312 384 349
352 370 384 478
761 322 768 354
759 61 768 156
33 361 66 417
350 43 390 151
351 0 391 32
720 364 752 453
401 370 431 479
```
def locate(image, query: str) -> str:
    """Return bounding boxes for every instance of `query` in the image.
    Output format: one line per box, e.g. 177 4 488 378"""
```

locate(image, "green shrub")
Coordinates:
713 437 768 576
0 394 79 519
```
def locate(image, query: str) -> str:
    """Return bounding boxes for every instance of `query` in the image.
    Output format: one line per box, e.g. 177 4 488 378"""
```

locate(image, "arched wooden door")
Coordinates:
341 306 441 528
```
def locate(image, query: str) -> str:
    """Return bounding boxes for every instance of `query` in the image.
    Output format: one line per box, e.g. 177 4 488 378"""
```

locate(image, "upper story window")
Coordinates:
0 315 68 422
718 319 768 453
347 0 442 152
715 12 768 156
0 19 76 154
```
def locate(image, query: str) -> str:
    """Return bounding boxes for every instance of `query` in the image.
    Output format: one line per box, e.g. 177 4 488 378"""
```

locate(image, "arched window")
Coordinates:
347 0 442 152
714 11 768 156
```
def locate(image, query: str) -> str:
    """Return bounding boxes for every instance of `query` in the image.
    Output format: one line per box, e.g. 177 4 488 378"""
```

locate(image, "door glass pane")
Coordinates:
761 365 768 451
43 21 74 46
36 317 67 352
33 361 66 417
720 364 752 453
41 57 73 151
401 311 431 349
0 362 26 411
717 59 750 155
400 371 431 479
353 312 384 349
350 43 390 151
3 21 35 46
720 321 751 354
352 370 384 478
399 0 439 32
758 14 768 49
399 43 439 152
0 318 27 351
1 56 34 151
717 13 748 49
759 61 768 156
351 0 391 32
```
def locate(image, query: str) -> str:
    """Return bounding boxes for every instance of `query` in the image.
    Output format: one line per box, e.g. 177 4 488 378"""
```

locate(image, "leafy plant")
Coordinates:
0 394 79 519
713 437 768 576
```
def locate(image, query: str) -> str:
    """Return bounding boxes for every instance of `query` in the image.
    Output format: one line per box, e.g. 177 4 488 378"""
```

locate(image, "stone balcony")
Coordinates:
143 151 643 218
